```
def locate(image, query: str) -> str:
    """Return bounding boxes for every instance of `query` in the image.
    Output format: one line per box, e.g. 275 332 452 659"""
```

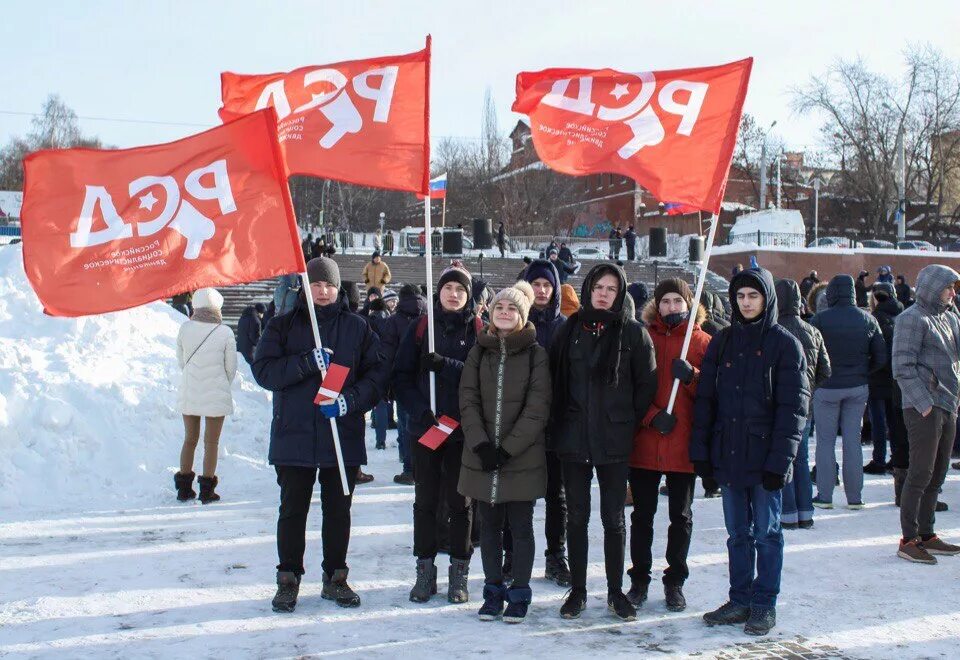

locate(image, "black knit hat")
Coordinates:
306 256 341 289
437 260 472 297
654 277 693 309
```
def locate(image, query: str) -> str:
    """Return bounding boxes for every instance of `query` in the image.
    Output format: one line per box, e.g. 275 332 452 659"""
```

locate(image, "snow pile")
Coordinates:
0 245 273 511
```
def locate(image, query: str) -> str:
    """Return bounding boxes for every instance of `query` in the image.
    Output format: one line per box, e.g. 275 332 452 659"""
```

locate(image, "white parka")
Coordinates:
176 320 238 417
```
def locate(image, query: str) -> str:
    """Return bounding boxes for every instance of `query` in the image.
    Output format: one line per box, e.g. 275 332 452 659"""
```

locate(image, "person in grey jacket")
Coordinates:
810 275 887 509
892 264 960 564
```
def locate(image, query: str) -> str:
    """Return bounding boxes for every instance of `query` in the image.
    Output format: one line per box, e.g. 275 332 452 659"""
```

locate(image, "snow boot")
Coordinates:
271 571 300 613
409 557 437 603
626 579 648 607
894 468 907 507
502 552 513 584
664 583 686 612
393 471 415 485
174 471 196 501
863 460 887 475
448 557 470 603
321 568 361 608
503 585 532 624
544 552 572 587
478 583 506 621
607 590 637 621
197 476 220 504
744 607 776 635
560 587 587 619
703 601 751 626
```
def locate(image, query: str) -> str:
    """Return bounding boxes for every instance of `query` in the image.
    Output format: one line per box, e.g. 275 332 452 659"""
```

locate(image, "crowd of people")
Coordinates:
165 250 960 637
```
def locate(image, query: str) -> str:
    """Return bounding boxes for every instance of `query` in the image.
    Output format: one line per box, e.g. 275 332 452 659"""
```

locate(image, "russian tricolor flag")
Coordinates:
663 201 698 216
417 173 447 200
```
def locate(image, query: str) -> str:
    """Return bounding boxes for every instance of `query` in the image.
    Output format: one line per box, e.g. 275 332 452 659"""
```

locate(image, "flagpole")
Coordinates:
299 270 351 496
666 211 718 414
424 195 437 412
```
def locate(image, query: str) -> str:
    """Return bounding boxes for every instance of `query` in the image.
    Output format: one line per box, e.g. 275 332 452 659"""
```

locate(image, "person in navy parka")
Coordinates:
689 267 809 636
253 256 384 614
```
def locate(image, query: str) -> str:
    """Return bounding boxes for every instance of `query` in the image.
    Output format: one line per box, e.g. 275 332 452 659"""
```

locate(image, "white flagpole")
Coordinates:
424 196 437 412
666 212 718 414
299 271 351 496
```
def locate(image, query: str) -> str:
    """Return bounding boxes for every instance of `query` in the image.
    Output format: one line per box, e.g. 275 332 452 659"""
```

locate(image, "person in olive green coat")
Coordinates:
459 281 551 624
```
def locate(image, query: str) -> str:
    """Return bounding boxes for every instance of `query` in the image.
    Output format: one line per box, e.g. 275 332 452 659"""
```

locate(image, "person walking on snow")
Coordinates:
174 287 236 505
459 282 551 624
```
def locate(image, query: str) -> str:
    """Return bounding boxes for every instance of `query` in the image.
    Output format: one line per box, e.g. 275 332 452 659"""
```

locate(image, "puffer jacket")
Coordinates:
630 302 711 473
810 275 886 389
775 279 831 411
236 306 263 365
458 324 551 503
361 260 392 288
177 320 237 417
893 264 960 414
869 296 903 400
689 268 809 488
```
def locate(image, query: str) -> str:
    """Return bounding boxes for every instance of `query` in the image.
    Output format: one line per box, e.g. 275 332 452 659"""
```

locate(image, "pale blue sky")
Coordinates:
2 0 958 154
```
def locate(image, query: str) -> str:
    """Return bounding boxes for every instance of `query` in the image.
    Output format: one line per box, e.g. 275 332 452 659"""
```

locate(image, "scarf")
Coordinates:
191 307 222 324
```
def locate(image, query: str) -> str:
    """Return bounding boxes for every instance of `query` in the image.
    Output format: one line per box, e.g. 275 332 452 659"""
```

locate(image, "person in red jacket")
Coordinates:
626 278 711 612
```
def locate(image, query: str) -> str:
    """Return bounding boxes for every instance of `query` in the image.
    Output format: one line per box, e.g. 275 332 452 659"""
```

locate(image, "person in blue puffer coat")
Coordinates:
253 256 385 614
689 267 809 636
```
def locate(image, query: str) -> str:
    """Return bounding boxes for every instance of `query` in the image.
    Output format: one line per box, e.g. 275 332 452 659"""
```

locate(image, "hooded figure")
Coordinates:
864 282 906 477
560 283 580 318
627 282 649 323
690 267 808 634
895 274 913 307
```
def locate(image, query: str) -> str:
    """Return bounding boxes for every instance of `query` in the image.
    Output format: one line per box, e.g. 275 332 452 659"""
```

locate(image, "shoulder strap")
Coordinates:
184 324 222 367
414 315 429 344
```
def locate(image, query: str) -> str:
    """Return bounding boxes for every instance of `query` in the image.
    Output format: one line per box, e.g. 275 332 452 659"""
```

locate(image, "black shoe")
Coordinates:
607 590 637 621
560 588 587 619
544 552 572 587
625 580 648 607
937 500 949 512
478 583 505 621
664 583 686 612
197 476 220 504
503 585 532 624
321 568 361 608
782 521 799 530
375 442 386 450
863 460 887 475
703 601 751 626
798 519 814 529
174 471 196 501
272 571 300 613
502 552 513 584
744 606 776 635
448 558 470 604
356 469 374 484
393 471 415 485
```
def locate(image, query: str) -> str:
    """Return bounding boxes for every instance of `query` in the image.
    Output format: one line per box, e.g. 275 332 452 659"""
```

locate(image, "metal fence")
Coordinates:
728 231 807 248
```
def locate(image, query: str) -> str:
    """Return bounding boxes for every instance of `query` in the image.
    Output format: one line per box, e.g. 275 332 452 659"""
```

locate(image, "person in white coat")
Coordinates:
174 287 237 503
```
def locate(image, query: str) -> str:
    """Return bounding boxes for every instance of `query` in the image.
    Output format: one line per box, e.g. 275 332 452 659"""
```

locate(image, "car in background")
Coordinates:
807 236 861 248
944 240 960 253
897 240 937 251
572 246 605 260
861 239 895 249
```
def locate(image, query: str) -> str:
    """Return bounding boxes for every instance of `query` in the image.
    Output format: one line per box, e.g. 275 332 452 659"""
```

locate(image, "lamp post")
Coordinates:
813 177 822 245
759 120 777 210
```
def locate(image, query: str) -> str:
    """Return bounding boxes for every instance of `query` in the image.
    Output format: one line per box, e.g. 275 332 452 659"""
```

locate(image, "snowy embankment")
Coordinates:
0 244 273 512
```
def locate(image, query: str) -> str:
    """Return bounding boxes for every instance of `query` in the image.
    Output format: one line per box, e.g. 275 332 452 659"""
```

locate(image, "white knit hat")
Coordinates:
492 280 535 327
192 287 223 311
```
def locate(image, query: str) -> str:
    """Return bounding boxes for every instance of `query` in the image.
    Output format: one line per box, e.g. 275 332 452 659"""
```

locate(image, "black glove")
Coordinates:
474 442 501 472
650 410 677 435
420 410 438 429
497 446 512 466
419 352 445 373
762 471 785 492
671 358 695 385
692 461 714 478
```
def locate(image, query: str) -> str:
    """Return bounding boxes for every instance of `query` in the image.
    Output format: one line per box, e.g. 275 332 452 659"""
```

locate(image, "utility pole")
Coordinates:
776 153 782 209
759 120 777 210
897 128 906 241
813 177 822 244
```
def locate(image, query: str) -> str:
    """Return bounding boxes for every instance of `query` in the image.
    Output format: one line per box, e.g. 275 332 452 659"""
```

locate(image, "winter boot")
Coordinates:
607 590 637 621
744 607 777 635
625 579 648 608
560 587 587 619
321 568 361 608
197 476 220 504
271 571 300 613
703 601 751 626
478 583 506 620
409 558 438 603
393 471 415 485
544 552 572 587
664 583 686 612
897 538 937 564
502 552 513 584
356 468 374 484
503 585 532 624
894 468 907 507
863 460 887 475
174 471 196 501
448 557 470 603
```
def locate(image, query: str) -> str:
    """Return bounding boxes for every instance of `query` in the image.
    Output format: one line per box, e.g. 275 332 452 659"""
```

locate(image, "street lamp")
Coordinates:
759 120 777 210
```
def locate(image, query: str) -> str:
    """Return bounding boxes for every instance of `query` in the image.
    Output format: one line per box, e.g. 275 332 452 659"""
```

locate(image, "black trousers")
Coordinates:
563 461 629 592
414 438 473 560
276 465 357 577
628 468 695 587
479 501 535 587
888 395 910 469
504 449 567 557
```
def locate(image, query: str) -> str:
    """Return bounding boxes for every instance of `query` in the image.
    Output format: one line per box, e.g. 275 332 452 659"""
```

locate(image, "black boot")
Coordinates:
626 580 648 607
321 568 361 608
560 587 587 619
409 558 437 603
174 471 196 501
744 606 777 635
544 552 572 587
703 601 751 626
197 476 220 504
448 558 470 603
271 571 300 613
664 583 686 612
607 590 637 621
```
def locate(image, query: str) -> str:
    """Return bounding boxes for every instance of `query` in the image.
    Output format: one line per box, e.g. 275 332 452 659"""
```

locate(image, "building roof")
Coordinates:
0 191 23 219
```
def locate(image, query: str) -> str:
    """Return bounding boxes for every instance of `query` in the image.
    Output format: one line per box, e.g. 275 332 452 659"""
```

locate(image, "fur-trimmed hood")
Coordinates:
641 300 708 331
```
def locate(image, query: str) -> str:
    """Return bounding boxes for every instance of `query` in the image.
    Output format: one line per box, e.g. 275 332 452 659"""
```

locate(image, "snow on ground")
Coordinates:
3 243 960 658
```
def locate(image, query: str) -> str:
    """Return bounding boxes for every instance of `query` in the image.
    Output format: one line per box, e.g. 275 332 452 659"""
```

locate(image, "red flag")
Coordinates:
21 108 305 318
512 58 752 214
220 38 431 195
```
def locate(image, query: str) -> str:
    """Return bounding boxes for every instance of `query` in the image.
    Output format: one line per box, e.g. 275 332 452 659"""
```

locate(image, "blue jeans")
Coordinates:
782 419 813 524
868 398 889 464
396 405 412 473
721 484 784 610
374 400 392 448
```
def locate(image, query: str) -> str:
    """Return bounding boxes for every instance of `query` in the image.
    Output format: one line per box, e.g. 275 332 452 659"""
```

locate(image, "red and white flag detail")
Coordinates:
314 363 350 403
512 58 753 214
219 38 431 195
20 108 305 317
419 415 460 450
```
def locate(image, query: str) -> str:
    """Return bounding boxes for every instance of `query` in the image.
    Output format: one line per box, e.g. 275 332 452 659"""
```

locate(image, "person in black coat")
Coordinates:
497 222 507 257
895 274 913 308
395 262 481 604
547 248 578 284
624 226 638 261
558 242 574 265
627 282 649 323
690 267 809 635
864 282 906 477
548 263 657 621
253 256 385 613
799 271 820 300
236 303 266 365
855 270 870 308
